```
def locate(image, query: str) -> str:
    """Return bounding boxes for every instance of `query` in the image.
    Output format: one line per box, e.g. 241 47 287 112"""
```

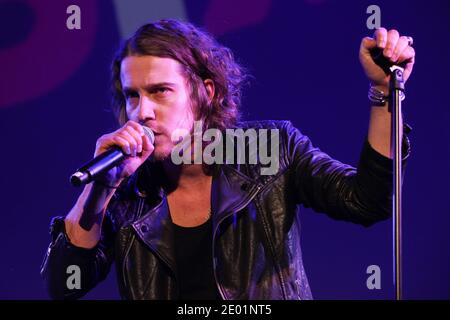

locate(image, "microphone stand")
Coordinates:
371 47 407 300
371 49 405 300
388 65 405 300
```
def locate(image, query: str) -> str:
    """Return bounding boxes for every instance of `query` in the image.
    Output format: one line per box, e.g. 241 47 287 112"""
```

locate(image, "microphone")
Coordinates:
70 126 155 187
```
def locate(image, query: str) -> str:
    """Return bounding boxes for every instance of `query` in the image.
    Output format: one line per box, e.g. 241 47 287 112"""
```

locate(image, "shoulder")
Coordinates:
234 120 295 131
221 120 309 177
233 120 307 147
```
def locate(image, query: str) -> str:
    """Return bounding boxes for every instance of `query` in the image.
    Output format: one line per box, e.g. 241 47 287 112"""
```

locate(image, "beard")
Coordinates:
152 146 172 161
151 135 174 161
151 122 196 163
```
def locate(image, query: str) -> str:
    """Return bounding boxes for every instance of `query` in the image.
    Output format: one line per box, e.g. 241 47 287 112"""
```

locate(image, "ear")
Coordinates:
203 79 215 103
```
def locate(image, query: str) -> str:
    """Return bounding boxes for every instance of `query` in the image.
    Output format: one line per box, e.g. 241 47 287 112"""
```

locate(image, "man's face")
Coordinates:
120 55 195 160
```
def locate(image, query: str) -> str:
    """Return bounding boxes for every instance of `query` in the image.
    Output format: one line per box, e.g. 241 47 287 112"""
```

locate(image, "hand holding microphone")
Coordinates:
70 121 155 187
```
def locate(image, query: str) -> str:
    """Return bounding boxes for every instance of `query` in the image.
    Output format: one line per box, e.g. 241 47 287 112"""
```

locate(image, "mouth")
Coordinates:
143 125 161 135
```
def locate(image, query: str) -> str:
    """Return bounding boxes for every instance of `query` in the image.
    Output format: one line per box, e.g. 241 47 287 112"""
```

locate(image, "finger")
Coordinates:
361 36 377 52
117 131 138 156
96 134 125 156
374 27 388 48
384 29 400 58
112 135 131 155
398 47 415 81
391 36 410 62
124 125 143 154
141 132 155 157
397 46 415 64
125 120 145 137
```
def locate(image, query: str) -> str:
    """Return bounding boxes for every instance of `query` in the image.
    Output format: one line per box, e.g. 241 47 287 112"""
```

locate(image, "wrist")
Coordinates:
368 84 389 106
371 84 389 94
368 83 406 107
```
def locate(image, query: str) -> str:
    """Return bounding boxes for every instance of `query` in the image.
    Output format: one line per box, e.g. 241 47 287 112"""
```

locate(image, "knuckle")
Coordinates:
399 37 409 47
388 29 399 37
98 133 109 141
127 120 140 129
127 126 139 136
114 135 126 145
376 27 386 33
124 135 136 147
96 135 109 146
124 125 139 137
362 36 371 44
116 127 126 136
123 121 135 131
120 140 130 149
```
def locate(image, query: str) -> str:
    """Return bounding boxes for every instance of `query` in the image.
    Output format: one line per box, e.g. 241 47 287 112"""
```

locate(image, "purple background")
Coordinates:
0 0 449 299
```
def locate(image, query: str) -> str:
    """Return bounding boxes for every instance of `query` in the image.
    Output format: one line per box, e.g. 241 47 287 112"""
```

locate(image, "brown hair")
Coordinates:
111 19 248 131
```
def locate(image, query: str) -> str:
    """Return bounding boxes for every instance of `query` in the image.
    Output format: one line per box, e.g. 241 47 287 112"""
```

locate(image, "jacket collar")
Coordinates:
130 163 261 274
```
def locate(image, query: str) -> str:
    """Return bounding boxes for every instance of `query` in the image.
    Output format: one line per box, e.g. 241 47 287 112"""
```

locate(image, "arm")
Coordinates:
368 103 402 158
360 28 415 157
40 183 120 300
285 121 411 227
65 182 118 249
285 27 414 225
40 120 154 299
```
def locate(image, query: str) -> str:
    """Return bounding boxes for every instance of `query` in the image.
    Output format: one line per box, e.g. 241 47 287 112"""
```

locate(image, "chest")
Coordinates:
167 189 212 227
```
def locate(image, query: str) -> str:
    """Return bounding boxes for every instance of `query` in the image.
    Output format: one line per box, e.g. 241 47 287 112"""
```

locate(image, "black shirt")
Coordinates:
173 218 221 300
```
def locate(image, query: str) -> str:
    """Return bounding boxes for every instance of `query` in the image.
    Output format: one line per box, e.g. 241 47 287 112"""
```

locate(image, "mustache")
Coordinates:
142 123 164 135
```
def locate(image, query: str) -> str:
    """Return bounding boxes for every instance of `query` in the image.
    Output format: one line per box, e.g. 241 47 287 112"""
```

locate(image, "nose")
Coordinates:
137 95 156 123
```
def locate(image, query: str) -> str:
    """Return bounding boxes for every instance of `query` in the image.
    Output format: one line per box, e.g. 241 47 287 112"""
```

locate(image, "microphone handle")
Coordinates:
70 147 125 187
70 127 154 187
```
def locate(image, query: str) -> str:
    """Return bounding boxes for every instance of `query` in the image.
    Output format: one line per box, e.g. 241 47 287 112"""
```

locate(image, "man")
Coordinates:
41 19 414 299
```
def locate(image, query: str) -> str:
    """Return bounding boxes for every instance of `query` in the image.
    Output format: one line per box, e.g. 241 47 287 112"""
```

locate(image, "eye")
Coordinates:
123 90 139 100
152 87 171 96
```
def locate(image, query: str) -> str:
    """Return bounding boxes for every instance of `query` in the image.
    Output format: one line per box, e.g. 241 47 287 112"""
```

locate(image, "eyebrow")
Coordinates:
122 82 177 92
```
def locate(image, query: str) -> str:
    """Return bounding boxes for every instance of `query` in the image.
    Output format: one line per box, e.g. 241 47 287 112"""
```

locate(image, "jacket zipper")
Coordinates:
122 197 145 298
212 184 263 300
255 198 289 299
125 197 180 298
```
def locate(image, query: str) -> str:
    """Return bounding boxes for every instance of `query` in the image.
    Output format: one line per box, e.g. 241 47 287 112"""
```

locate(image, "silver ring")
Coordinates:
406 36 414 46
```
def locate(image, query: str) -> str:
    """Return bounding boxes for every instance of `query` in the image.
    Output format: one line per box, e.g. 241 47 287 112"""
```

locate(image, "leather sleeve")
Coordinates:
40 205 117 300
283 121 411 227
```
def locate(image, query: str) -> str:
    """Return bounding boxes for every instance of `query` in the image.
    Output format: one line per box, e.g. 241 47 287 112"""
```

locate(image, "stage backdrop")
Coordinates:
0 0 449 299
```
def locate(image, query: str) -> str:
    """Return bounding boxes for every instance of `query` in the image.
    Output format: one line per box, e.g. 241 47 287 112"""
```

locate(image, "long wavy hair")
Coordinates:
111 19 248 132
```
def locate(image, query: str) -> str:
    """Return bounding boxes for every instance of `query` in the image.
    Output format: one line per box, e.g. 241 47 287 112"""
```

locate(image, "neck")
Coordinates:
161 160 212 193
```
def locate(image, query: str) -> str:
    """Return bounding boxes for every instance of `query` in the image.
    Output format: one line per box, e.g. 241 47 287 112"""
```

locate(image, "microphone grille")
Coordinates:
142 126 155 145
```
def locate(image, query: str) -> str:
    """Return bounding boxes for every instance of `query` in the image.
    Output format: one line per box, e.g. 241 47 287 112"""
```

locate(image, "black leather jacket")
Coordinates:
40 120 411 300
